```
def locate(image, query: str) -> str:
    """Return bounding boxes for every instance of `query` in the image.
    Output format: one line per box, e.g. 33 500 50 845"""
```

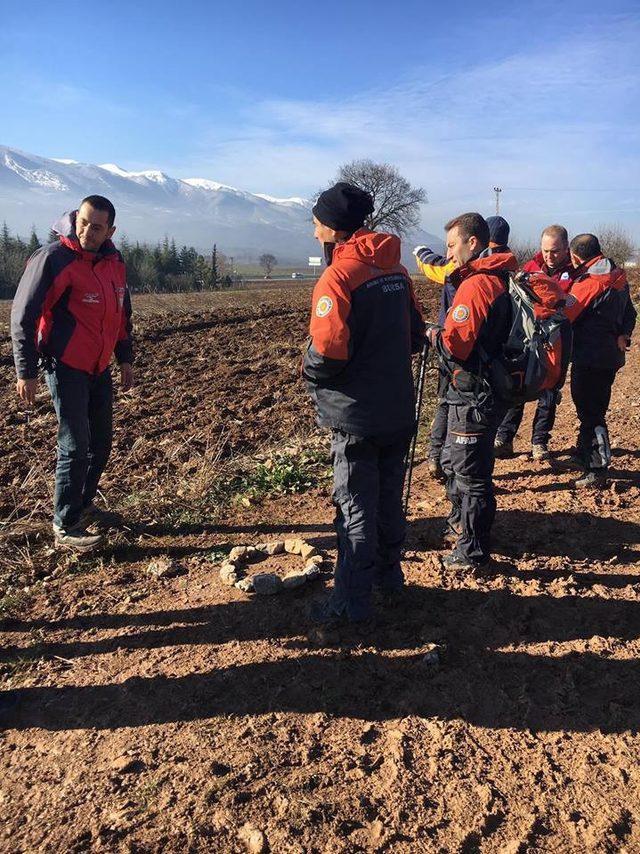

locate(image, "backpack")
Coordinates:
487 271 573 405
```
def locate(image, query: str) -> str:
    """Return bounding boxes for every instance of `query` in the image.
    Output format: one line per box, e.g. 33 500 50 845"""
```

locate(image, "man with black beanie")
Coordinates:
303 182 425 638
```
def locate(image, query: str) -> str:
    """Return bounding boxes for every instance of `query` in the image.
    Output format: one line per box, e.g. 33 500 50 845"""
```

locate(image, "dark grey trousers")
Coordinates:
330 428 412 620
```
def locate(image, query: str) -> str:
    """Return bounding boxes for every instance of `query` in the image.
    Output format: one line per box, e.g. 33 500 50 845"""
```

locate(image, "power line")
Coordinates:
504 186 640 193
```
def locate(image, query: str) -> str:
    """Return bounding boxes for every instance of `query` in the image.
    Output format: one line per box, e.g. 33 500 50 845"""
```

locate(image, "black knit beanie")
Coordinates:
486 215 510 246
312 182 374 232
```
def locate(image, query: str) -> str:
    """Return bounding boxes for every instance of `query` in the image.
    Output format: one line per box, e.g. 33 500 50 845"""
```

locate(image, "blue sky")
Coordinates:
2 0 639 241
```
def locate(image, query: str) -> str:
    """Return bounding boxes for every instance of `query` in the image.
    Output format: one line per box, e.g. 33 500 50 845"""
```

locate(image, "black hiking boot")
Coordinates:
308 596 375 646
494 438 513 458
575 470 608 490
441 548 490 572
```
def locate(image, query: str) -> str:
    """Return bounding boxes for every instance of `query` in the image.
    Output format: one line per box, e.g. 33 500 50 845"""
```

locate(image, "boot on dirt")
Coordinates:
442 548 489 572
494 438 513 458
307 596 375 646
53 525 103 552
574 470 608 490
531 443 550 461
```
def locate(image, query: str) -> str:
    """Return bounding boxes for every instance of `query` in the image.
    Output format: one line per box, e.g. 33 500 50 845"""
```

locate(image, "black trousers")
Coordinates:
429 369 450 462
330 428 413 620
440 400 502 563
571 365 616 471
495 388 560 446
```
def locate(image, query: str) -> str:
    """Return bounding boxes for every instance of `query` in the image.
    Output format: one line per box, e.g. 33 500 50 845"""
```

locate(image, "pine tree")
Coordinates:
27 226 41 255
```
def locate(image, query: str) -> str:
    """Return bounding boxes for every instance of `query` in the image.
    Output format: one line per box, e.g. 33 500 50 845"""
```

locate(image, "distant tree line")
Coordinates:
0 224 239 299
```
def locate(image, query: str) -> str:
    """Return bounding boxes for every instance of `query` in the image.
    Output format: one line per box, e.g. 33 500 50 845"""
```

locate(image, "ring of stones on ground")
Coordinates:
218 540 327 595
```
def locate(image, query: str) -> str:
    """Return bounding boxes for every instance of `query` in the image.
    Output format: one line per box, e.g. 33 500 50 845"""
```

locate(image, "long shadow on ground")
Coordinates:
3 579 640 734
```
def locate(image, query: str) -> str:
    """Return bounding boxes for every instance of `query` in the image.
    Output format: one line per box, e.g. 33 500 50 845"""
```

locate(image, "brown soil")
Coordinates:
1 277 639 853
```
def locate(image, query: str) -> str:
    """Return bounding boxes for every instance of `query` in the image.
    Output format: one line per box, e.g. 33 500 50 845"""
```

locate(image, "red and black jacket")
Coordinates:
302 229 425 436
433 250 519 402
564 256 636 370
523 252 575 293
11 211 133 379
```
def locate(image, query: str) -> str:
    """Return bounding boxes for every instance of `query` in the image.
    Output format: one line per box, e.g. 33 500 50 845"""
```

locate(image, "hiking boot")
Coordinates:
494 438 513 458
441 548 490 572
575 470 608 490
80 502 120 529
308 596 375 645
53 524 103 552
531 443 550 461
427 458 445 481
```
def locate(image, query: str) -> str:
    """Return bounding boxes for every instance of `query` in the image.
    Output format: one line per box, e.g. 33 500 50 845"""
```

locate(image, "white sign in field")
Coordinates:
308 256 322 266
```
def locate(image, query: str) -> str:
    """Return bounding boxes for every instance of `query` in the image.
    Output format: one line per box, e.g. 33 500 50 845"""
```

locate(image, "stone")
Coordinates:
220 565 239 586
284 538 304 555
282 572 307 590
303 564 322 581
300 542 318 560
229 546 249 562
253 573 283 595
306 554 324 567
239 824 267 854
235 577 255 593
146 557 181 578
263 541 285 556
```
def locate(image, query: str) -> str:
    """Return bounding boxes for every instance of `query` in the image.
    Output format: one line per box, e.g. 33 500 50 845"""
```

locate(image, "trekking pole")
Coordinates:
403 338 429 515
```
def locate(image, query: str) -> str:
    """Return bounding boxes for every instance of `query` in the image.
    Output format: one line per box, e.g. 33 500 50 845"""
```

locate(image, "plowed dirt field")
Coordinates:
1 278 639 853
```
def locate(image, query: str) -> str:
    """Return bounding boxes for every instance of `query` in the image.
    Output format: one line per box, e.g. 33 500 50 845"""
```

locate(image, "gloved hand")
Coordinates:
413 246 432 261
424 322 440 347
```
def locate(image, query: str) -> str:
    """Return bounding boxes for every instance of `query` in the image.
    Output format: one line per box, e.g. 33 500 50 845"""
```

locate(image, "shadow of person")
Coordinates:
3 582 640 734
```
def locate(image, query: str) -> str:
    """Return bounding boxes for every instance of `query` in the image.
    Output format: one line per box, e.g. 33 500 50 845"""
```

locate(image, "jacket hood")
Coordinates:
53 210 117 257
332 228 402 270
582 255 628 290
464 250 518 276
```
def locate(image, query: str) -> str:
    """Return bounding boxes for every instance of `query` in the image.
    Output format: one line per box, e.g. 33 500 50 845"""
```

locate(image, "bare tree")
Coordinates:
336 159 427 237
597 224 635 266
510 239 538 267
259 253 277 276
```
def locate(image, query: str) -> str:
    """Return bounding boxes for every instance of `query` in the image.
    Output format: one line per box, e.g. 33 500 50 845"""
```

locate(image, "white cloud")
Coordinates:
177 13 640 240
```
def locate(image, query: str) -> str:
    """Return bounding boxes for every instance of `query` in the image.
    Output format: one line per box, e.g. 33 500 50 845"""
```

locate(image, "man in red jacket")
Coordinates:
303 182 425 634
11 195 134 550
494 224 575 460
426 212 518 569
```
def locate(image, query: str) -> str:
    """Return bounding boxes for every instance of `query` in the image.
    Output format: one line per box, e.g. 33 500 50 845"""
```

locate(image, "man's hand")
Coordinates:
413 246 432 260
16 378 38 405
119 363 134 391
425 323 440 347
617 335 631 353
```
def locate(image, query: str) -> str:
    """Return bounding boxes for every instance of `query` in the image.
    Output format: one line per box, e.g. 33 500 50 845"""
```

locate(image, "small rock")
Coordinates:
146 557 181 578
282 572 307 590
284 538 304 555
306 554 324 567
303 564 322 580
300 543 318 560
253 573 283 595
235 577 255 593
262 541 284 555
238 823 267 854
220 565 239 586
229 546 249 562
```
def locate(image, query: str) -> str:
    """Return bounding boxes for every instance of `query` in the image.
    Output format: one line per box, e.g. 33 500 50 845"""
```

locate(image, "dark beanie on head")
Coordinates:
486 215 510 246
312 182 374 232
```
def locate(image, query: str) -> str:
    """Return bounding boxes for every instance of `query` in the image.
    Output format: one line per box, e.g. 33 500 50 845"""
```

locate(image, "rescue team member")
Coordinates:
414 216 510 480
495 224 575 460
302 182 425 633
11 196 134 551
561 233 636 488
425 213 518 570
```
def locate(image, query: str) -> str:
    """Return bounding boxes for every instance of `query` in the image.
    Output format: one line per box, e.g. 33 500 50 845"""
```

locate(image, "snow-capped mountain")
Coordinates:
0 145 442 263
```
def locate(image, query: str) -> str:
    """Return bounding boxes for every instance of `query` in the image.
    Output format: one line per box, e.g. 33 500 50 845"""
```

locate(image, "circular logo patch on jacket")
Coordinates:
452 304 470 323
316 296 334 318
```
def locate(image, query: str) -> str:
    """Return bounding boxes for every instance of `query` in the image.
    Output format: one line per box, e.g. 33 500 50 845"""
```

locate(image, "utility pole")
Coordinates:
493 187 502 215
